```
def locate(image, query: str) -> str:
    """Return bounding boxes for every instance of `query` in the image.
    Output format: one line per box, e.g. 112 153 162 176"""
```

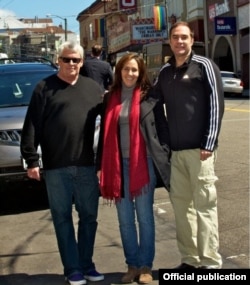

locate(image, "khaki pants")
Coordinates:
169 149 222 268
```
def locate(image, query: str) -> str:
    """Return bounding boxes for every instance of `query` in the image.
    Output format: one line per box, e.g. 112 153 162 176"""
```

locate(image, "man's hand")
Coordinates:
27 167 41 181
200 149 213 161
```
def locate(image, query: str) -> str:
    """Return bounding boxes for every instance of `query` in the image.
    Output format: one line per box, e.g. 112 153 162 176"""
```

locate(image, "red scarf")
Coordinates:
100 87 149 201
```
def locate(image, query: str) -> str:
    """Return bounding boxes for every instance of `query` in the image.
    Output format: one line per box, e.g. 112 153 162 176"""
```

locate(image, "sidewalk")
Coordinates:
0 189 241 285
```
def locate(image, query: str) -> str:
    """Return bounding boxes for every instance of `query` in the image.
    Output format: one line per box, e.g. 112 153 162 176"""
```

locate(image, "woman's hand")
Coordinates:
97 170 101 182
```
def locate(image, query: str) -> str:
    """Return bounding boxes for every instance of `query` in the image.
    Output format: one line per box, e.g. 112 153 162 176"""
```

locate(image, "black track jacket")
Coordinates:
153 51 224 152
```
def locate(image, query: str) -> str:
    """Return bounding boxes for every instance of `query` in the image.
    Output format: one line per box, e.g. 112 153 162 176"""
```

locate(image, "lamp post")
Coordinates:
101 1 112 59
46 14 67 41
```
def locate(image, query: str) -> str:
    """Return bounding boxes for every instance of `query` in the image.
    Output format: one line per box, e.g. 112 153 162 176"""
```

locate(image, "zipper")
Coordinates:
173 68 177 79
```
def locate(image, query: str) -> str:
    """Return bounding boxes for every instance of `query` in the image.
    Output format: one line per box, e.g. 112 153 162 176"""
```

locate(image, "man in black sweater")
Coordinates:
21 41 104 285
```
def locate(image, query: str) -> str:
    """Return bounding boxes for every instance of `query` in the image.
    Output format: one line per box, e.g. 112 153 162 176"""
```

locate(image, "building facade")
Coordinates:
0 16 77 61
77 0 249 87
237 0 249 88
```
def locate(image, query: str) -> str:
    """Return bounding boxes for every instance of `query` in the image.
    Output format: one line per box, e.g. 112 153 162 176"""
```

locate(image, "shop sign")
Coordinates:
214 17 236 35
120 0 137 14
132 24 167 42
209 0 230 21
108 31 131 53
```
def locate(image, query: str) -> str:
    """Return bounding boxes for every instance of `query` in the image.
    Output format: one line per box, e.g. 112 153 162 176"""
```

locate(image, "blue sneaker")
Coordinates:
65 273 86 285
84 269 104 282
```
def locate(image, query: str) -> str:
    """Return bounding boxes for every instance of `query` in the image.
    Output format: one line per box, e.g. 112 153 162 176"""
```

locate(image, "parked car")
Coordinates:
220 71 244 97
0 57 58 184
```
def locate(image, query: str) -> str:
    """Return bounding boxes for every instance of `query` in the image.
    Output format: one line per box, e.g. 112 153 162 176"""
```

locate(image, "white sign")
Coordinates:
132 24 167 40
120 0 137 10
121 0 136 7
209 0 230 21
109 31 131 53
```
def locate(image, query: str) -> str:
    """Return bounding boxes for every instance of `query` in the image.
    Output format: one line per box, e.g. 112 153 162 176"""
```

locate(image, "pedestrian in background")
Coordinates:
21 41 104 285
80 43 113 93
80 44 113 154
153 21 224 269
96 53 171 284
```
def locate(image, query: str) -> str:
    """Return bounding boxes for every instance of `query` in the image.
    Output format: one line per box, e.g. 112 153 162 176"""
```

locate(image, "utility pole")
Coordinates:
64 18 67 41
101 1 112 59
47 14 67 42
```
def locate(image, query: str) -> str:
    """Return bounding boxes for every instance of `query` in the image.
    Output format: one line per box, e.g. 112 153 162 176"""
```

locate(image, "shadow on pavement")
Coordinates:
0 179 49 216
0 274 64 285
0 270 159 285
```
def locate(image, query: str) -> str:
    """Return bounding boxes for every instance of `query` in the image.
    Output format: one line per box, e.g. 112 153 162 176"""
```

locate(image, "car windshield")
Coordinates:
221 72 238 78
0 71 51 107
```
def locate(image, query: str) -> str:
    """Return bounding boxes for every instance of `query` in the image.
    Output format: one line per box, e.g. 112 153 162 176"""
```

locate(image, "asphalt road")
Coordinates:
0 95 249 285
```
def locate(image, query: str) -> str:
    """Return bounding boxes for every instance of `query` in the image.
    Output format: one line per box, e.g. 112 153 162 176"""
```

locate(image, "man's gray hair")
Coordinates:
58 41 84 58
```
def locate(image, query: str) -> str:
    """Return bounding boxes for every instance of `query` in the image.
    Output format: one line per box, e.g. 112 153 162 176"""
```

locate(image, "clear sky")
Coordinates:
0 0 95 34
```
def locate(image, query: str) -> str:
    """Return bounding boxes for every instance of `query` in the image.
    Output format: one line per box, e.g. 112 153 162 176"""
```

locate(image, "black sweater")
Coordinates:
21 74 103 170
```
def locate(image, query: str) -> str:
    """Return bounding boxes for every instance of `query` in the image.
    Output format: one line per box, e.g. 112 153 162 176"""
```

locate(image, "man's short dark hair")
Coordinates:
92 44 102 57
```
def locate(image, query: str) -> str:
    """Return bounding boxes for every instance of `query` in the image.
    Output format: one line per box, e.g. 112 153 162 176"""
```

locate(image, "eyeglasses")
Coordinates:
59 57 82 64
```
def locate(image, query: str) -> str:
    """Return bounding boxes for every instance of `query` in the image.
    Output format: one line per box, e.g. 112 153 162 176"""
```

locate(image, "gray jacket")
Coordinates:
140 96 171 191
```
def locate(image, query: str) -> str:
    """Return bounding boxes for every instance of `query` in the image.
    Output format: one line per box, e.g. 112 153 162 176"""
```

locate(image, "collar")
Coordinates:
169 50 194 68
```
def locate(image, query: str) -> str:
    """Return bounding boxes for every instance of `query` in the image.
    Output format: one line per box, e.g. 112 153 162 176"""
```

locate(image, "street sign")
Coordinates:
214 17 237 35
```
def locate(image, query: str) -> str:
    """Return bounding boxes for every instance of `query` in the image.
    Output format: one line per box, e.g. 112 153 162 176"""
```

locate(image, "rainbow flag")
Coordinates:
153 6 167 30
95 18 105 37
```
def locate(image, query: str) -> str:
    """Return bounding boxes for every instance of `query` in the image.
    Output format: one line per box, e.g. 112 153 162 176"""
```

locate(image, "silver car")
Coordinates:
0 59 58 183
220 71 244 96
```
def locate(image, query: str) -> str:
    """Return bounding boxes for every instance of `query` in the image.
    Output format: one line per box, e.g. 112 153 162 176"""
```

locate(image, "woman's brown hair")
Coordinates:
110 52 152 100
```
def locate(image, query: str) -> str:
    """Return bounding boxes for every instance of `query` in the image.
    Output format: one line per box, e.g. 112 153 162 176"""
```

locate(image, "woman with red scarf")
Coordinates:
96 53 170 284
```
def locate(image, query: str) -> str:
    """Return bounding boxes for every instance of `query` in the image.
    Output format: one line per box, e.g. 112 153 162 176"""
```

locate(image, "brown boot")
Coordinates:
139 266 153 284
121 266 139 283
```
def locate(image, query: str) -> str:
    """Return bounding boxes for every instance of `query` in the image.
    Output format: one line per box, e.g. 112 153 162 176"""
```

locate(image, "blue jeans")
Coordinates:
116 157 156 269
43 166 100 277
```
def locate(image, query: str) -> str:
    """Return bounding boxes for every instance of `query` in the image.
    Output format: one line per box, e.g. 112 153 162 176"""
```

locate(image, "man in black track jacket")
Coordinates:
153 21 224 270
